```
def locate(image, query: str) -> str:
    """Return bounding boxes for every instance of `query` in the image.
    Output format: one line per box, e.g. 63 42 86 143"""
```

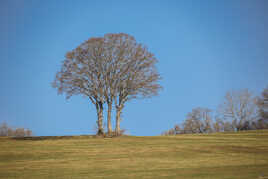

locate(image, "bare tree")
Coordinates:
174 124 181 134
203 110 213 133
0 122 8 136
217 89 258 131
14 128 26 137
182 107 213 134
256 86 268 129
101 33 133 135
223 121 235 132
0 123 32 137
213 118 224 132
53 33 161 136
53 38 107 135
95 33 161 135
25 129 33 137
161 128 176 136
7 128 14 136
161 124 181 136
106 34 161 135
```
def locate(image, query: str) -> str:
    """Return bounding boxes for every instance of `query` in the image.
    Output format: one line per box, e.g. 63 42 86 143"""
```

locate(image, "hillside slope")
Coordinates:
1 130 268 179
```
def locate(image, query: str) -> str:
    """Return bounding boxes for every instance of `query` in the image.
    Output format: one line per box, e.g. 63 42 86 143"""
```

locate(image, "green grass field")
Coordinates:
1 130 268 179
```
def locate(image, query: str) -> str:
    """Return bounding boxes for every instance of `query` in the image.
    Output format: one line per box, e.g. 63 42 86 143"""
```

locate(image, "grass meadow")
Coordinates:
1 130 268 179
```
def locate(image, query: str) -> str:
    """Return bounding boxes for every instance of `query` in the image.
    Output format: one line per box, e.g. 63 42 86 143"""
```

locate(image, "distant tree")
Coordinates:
7 128 14 136
0 123 32 137
183 107 213 134
161 124 181 136
256 86 268 129
162 88 267 135
213 118 224 132
174 124 181 134
217 89 258 131
161 128 176 136
0 122 8 136
25 129 32 137
203 112 213 133
14 128 26 137
223 121 235 132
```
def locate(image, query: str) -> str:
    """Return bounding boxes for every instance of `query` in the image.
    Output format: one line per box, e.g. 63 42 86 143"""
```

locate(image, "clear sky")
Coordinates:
1 0 267 136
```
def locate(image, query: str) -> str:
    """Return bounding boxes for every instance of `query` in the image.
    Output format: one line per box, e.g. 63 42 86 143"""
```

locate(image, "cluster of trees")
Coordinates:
0 122 32 137
53 33 161 136
162 87 268 135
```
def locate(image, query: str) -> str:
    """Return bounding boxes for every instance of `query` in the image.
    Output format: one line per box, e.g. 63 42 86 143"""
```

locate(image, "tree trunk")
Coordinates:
115 105 122 136
107 102 112 135
96 102 104 136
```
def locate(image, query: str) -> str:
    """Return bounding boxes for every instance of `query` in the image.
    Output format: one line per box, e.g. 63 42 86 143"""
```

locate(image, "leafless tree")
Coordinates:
53 33 161 136
107 34 161 135
256 86 268 129
25 129 33 137
182 107 213 134
0 123 32 137
14 128 26 137
223 121 235 132
7 128 14 136
217 89 258 131
161 128 176 136
0 122 8 136
213 118 224 132
174 124 181 134
53 38 107 135
161 124 181 136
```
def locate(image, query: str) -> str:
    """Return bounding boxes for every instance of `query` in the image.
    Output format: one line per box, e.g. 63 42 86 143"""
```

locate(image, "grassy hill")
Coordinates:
1 130 268 179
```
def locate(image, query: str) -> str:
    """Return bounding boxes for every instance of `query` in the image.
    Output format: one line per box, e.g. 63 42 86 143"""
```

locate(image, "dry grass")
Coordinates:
0 130 268 179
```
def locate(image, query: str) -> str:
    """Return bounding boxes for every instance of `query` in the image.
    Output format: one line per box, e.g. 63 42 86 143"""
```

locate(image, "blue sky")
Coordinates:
1 0 267 136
